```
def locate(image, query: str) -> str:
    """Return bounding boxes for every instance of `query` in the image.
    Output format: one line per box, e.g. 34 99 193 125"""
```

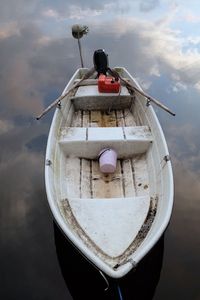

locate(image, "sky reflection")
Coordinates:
1 1 200 299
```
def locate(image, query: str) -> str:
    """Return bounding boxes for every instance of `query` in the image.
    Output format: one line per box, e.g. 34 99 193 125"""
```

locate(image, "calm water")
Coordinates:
1 1 200 299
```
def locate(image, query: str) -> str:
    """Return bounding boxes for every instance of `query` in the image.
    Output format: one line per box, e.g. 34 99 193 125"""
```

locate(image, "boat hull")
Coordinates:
45 68 173 278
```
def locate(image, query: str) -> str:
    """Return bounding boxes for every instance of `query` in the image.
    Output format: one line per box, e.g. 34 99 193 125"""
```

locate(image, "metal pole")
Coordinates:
72 25 88 68
77 32 84 68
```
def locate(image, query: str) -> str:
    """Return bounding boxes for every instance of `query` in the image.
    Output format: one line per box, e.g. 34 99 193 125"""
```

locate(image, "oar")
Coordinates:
121 76 176 116
36 67 95 120
108 68 176 116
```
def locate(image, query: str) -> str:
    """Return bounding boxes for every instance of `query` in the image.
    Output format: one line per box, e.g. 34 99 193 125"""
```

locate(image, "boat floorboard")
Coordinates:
64 154 149 199
60 107 149 199
70 109 139 127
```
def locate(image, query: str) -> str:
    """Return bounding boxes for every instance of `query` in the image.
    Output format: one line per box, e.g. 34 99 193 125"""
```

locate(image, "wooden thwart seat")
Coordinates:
59 126 153 158
71 85 132 110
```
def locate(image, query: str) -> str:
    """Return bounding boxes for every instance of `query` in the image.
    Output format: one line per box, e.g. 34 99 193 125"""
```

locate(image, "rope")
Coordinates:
117 284 124 300
98 270 124 300
98 270 109 291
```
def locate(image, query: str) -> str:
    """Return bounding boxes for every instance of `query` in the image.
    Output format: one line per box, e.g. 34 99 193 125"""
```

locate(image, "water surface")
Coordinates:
1 1 200 299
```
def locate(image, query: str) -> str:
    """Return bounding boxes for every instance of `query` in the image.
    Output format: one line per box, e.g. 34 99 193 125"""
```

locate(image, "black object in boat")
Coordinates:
93 49 109 76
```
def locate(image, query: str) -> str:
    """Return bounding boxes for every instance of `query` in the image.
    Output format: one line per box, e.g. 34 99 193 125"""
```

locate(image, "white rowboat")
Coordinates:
45 66 174 278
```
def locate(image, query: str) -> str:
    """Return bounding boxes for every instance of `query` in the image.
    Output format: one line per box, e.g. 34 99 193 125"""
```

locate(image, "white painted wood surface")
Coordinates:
68 196 150 257
59 126 153 158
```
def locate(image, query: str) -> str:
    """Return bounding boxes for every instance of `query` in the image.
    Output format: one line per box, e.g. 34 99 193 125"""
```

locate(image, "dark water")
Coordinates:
54 222 164 300
1 1 200 299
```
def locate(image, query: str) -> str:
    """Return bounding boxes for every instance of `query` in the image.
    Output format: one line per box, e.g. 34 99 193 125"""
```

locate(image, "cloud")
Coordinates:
0 119 14 134
1 2 200 128
1 0 200 287
43 6 102 20
0 119 48 229
68 5 102 19
154 2 179 27
164 119 200 178
89 17 200 92
0 148 45 245
0 0 41 22
0 22 76 120
172 82 187 92
0 23 44 118
41 0 114 12
194 81 200 91
0 22 20 39
187 36 200 46
1 2 199 93
0 0 116 25
184 12 200 23
1 4 200 291
1 7 200 125
172 158 200 227
139 0 160 12
43 8 59 18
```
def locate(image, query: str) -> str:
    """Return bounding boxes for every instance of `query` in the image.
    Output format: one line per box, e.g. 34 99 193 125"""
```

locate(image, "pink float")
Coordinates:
99 148 117 173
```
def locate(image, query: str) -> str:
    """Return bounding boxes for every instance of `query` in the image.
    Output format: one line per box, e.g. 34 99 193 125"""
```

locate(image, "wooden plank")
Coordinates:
92 160 123 198
82 110 90 127
102 111 117 127
71 109 82 127
90 110 102 127
116 110 125 127
132 155 149 197
81 159 91 198
109 160 124 198
121 159 136 197
124 108 136 126
65 157 80 198
91 160 106 198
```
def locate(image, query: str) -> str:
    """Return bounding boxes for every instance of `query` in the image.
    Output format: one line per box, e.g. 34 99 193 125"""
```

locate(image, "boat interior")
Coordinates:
58 84 153 201
53 80 158 264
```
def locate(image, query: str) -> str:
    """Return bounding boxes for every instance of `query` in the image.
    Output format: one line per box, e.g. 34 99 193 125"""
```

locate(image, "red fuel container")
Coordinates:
98 74 120 93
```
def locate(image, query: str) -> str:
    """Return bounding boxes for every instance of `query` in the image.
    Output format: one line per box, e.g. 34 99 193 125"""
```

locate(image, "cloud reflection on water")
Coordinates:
1 1 200 299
